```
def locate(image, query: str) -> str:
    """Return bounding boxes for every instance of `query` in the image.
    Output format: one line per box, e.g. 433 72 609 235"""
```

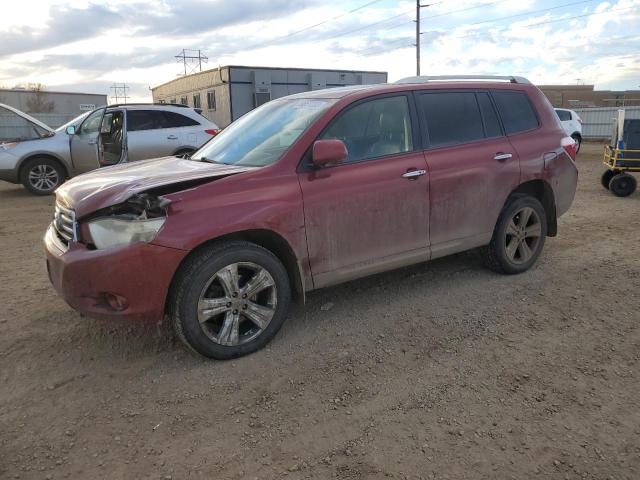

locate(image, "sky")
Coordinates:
0 0 638 102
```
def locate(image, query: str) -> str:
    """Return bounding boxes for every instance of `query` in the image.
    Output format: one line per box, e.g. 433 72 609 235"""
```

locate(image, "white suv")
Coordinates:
555 108 582 153
0 103 220 195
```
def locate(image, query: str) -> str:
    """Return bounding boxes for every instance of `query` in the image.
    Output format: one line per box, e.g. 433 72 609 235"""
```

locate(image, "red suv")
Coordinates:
45 75 578 359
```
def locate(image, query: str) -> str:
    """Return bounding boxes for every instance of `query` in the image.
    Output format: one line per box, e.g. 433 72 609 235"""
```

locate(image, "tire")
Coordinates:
20 157 65 195
169 241 291 359
609 173 637 197
571 134 581 154
174 149 194 159
601 170 617 190
483 194 547 275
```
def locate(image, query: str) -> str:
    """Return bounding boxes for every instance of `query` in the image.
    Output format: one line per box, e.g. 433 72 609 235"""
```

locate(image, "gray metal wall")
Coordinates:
574 106 640 139
0 90 107 117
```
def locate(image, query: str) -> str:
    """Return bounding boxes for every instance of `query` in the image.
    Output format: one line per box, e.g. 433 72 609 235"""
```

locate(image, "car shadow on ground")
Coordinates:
0 184 40 199
43 249 494 367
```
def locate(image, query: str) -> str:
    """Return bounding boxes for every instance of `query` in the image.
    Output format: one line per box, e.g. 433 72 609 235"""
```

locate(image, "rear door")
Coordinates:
70 108 104 174
418 90 520 255
298 94 430 288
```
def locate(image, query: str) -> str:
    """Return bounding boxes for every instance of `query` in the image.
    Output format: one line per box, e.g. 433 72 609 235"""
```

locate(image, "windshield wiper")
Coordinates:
198 157 226 165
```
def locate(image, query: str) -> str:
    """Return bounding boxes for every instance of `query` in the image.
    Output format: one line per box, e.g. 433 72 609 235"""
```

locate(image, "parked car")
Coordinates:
0 103 219 195
45 75 578 359
555 108 582 152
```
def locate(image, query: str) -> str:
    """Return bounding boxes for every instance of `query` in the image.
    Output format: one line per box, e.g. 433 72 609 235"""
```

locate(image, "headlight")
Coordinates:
88 217 165 249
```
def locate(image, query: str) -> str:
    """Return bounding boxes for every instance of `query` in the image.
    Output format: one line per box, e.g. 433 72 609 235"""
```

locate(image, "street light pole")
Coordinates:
415 2 432 76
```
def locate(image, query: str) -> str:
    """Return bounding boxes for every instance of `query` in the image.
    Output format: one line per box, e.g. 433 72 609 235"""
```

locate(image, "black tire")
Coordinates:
609 173 637 197
571 134 581 154
20 157 65 195
169 241 291 359
483 194 547 275
601 170 617 190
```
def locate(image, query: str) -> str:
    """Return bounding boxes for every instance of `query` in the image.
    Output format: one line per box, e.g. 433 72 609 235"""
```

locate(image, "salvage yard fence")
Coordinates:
574 106 640 139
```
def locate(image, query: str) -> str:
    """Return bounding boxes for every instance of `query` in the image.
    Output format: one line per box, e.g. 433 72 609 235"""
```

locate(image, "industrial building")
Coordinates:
0 88 107 127
151 65 388 127
538 84 640 108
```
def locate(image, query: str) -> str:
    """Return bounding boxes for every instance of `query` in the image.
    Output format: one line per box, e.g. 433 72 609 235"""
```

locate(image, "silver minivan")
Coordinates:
0 103 220 195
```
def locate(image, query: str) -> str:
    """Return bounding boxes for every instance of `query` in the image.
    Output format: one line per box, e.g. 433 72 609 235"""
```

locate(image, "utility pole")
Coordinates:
415 2 433 76
175 49 209 76
110 83 129 104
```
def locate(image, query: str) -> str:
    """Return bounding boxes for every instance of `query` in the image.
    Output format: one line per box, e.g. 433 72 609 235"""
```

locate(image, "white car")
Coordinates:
0 103 220 195
555 108 582 153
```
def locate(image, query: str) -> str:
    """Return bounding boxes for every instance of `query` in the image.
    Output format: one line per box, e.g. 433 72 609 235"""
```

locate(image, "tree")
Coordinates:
25 83 55 113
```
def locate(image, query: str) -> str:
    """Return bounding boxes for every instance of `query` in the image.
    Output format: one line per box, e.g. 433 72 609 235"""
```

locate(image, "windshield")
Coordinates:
192 98 335 167
56 111 91 132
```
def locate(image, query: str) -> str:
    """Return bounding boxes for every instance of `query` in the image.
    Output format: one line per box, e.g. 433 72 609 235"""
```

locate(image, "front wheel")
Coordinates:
169 241 291 359
20 157 65 195
483 195 547 274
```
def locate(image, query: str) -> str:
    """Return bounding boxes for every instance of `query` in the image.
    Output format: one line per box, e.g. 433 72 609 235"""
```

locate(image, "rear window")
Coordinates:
420 92 484 147
556 109 571 121
163 111 200 127
477 92 502 138
492 91 539 135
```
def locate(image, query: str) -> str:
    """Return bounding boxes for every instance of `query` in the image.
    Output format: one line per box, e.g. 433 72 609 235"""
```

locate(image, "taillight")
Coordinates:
205 129 219 136
561 136 577 161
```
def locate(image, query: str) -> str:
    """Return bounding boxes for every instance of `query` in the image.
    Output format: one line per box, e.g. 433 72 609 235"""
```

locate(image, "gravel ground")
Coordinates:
0 142 638 480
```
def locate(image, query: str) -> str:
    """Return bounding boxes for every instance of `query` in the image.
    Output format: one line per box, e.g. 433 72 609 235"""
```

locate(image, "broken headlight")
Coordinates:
86 194 169 249
88 217 165 249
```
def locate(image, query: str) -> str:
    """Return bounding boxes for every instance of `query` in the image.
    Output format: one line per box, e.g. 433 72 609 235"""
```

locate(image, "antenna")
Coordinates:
175 49 209 76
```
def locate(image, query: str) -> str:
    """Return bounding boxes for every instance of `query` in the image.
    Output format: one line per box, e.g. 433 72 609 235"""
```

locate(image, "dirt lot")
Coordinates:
0 142 638 480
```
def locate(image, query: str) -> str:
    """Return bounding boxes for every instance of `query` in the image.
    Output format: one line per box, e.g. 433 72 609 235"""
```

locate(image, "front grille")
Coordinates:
53 201 77 247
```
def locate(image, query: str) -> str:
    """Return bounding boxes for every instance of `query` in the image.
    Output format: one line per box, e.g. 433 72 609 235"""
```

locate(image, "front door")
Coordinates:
298 94 430 288
70 108 104 174
417 90 520 255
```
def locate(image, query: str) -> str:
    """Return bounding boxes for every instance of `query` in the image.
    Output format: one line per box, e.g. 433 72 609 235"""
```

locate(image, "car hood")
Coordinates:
56 156 258 217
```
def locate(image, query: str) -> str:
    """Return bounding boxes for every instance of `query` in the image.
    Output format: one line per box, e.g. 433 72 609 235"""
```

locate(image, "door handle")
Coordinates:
167 135 178 140
402 169 427 179
494 152 513 161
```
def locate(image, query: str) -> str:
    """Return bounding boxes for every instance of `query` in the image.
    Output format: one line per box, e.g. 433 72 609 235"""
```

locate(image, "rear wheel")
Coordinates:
601 170 617 190
170 241 291 359
609 173 637 197
571 134 581 154
483 195 547 274
20 157 65 195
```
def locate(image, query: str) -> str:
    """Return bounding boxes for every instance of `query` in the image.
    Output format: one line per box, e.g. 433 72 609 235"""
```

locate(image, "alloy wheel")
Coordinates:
28 164 59 192
505 207 542 264
197 262 277 346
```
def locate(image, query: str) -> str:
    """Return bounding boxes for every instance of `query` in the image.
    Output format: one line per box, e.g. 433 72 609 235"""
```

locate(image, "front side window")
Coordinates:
192 98 335 167
79 108 105 135
492 90 539 135
127 110 167 131
320 96 413 162
421 92 484 147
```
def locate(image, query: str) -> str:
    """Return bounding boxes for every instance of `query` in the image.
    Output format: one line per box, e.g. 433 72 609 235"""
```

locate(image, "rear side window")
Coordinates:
492 91 539 135
420 92 484 147
556 109 571 121
127 110 167 131
476 93 502 138
163 111 200 127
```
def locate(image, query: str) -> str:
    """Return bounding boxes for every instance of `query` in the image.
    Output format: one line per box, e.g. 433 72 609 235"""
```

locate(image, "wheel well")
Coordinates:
173 229 305 305
172 147 195 156
510 180 557 237
18 154 69 180
571 132 582 140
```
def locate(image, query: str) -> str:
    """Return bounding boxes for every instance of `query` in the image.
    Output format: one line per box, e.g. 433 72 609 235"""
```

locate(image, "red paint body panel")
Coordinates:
44 80 578 325
45 225 186 324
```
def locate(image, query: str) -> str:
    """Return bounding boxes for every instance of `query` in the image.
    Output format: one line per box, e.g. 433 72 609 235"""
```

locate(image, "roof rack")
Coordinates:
394 75 531 85
107 103 191 108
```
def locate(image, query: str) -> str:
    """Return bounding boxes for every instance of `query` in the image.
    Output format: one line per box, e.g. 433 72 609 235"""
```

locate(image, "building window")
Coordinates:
170 98 176 104
158 99 165 104
207 91 216 111
193 93 201 109
180 96 188 106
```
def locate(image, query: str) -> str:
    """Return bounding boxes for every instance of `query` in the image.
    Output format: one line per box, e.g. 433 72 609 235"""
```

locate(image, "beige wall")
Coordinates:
152 68 232 127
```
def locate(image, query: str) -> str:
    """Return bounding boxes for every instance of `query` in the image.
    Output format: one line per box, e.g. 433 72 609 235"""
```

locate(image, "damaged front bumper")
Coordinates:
45 224 187 324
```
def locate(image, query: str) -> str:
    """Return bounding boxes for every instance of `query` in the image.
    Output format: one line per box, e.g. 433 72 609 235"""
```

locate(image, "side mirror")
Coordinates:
66 125 76 135
312 139 348 168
